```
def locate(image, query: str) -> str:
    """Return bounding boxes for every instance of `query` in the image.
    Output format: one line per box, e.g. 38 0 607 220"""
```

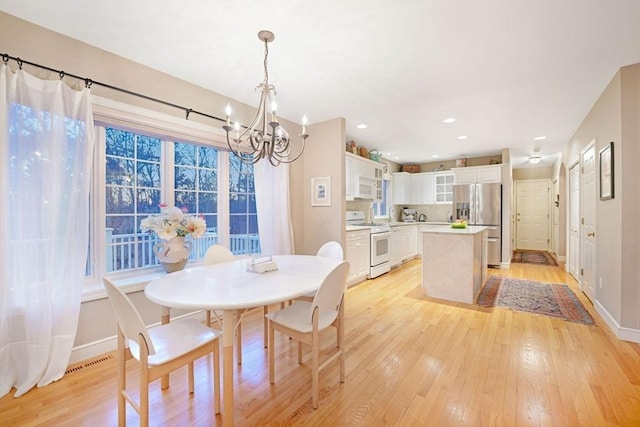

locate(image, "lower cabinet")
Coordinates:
345 229 370 286
390 225 418 268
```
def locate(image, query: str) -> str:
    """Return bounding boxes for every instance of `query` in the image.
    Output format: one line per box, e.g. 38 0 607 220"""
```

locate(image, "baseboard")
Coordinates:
500 261 510 269
594 300 640 343
69 310 206 365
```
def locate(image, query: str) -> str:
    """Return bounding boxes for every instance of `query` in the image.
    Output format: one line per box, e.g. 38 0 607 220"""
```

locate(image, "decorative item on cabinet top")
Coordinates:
368 149 382 162
401 164 421 173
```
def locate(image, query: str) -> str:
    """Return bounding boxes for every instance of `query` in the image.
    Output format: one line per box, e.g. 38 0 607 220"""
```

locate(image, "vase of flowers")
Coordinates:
141 205 207 273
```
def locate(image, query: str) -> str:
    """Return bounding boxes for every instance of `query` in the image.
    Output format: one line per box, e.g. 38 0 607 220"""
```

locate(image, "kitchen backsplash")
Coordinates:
346 199 452 223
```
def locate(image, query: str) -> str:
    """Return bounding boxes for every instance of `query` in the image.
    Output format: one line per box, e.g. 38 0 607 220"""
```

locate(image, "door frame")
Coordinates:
514 178 551 251
580 141 597 300
567 155 580 279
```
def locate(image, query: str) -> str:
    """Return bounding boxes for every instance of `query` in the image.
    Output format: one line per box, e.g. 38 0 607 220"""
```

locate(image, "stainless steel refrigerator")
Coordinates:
452 183 502 266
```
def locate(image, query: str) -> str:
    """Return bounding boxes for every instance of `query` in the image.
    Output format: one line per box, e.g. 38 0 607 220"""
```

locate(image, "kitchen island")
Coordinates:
421 225 488 304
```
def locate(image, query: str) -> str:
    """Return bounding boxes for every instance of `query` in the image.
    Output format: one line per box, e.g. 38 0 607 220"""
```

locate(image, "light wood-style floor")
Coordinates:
2 259 639 426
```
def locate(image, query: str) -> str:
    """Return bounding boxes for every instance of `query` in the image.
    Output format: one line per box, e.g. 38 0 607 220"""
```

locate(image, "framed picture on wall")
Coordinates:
599 141 614 200
311 176 331 206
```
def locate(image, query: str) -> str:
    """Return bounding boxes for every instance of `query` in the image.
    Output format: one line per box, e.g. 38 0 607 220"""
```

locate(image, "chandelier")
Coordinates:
223 30 309 166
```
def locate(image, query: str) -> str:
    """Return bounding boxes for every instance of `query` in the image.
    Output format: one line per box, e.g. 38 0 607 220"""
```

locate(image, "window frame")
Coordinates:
82 96 254 301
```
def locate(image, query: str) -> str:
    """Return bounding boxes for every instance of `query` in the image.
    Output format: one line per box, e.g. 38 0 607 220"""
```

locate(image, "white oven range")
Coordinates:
346 211 391 279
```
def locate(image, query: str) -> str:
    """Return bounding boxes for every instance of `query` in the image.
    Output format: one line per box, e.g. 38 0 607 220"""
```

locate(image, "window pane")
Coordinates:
175 166 196 190
106 158 134 185
136 161 161 187
175 142 196 166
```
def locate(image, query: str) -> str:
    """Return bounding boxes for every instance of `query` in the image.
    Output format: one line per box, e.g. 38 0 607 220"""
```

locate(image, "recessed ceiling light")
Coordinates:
432 154 440 158
443 117 456 124
534 136 547 141
357 124 368 129
457 135 468 140
386 152 391 156
394 156 399 160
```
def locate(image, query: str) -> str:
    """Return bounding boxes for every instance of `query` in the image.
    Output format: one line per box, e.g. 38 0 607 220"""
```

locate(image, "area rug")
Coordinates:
511 250 558 266
476 276 594 325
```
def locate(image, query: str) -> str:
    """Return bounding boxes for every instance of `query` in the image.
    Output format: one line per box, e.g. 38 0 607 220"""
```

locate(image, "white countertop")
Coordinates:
346 225 372 231
421 225 489 234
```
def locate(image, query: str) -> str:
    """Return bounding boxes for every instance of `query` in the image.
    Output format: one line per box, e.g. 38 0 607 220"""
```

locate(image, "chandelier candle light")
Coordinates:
223 30 309 166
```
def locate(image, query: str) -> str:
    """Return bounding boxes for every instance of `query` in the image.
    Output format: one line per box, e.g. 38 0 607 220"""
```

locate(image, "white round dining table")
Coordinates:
144 254 343 427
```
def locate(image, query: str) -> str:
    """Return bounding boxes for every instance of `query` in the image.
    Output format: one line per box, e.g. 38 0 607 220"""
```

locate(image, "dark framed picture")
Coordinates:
599 141 614 200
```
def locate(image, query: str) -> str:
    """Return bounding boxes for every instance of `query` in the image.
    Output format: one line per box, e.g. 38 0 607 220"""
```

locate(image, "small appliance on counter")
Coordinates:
401 208 417 222
418 213 427 222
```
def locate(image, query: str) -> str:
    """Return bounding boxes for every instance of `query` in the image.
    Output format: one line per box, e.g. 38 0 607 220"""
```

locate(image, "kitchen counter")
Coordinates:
346 225 372 231
421 226 488 304
422 225 489 234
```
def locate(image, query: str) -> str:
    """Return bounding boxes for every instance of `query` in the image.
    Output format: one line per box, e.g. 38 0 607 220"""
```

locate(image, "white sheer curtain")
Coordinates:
0 65 95 397
254 160 294 255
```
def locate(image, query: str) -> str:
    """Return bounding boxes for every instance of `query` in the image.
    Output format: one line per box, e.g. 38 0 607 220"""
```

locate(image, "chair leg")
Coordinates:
268 320 275 384
311 327 319 409
213 341 221 414
205 310 212 327
236 310 242 364
263 305 268 348
188 362 194 394
339 302 346 383
140 350 150 427
116 331 126 427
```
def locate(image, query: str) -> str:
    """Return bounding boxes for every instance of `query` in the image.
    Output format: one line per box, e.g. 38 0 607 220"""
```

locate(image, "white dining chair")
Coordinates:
203 244 245 364
266 261 349 409
297 241 344 302
103 278 221 427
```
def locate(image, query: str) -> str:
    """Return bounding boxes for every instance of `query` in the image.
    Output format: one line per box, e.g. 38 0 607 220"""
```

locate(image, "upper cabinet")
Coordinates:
452 165 502 185
433 172 454 203
345 152 384 201
392 171 452 205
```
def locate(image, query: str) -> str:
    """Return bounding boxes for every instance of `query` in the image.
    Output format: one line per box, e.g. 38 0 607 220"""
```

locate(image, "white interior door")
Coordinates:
569 162 581 281
515 180 550 250
552 179 559 255
581 144 596 301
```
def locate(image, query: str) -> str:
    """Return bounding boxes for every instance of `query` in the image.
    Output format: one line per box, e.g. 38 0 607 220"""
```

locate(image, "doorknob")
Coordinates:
587 232 595 237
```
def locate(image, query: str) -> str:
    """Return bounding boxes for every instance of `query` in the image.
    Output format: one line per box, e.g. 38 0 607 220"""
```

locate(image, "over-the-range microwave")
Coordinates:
354 175 376 199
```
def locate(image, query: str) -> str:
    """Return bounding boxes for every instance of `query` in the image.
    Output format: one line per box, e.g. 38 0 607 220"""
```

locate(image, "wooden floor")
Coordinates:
2 260 639 426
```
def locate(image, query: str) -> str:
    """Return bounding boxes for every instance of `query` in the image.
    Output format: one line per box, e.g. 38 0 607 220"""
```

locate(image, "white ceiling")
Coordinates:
2 1 640 168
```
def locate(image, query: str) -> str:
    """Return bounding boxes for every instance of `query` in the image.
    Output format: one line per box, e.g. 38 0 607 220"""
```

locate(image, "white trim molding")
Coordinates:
595 300 640 343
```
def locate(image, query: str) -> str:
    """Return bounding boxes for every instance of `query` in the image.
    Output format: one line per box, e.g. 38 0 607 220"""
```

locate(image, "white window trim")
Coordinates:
84 96 247 301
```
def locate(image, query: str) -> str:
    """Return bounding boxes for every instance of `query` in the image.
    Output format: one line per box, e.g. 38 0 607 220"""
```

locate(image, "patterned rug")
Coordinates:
476 276 595 325
511 250 558 266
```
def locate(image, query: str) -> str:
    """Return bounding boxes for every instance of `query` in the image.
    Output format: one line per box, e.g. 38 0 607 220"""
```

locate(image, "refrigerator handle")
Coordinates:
471 183 477 225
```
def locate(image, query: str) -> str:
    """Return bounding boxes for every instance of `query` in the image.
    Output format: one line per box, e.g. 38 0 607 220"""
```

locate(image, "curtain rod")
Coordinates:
2 53 225 123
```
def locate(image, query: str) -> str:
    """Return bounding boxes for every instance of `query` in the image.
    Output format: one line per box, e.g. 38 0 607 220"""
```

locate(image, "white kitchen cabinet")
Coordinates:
345 229 370 286
346 152 384 201
413 173 436 205
393 172 437 205
390 224 418 267
392 172 412 205
433 172 454 204
452 165 501 185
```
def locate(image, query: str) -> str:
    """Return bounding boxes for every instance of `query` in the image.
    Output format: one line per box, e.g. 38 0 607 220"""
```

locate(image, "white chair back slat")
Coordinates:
103 278 156 355
310 261 349 321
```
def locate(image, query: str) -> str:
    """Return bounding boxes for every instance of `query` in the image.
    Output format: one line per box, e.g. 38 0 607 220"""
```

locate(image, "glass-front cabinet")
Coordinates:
434 172 454 203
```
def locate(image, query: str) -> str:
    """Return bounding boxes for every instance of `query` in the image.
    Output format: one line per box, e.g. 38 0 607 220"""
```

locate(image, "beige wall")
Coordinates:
513 166 554 181
297 117 346 255
561 64 640 334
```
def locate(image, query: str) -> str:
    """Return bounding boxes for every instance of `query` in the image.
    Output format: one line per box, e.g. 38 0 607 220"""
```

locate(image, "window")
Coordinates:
229 155 260 254
174 142 219 259
105 128 162 271
100 125 260 275
373 177 391 218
